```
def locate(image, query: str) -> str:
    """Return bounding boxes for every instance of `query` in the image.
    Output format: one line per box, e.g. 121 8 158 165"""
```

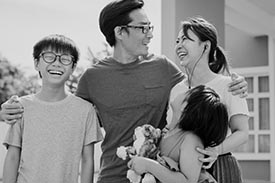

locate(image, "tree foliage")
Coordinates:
0 55 40 105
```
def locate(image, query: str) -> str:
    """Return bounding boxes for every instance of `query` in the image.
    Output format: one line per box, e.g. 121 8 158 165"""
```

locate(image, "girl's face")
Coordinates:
175 29 205 69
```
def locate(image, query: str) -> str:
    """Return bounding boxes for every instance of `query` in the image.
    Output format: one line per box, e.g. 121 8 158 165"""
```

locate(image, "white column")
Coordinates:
268 35 275 182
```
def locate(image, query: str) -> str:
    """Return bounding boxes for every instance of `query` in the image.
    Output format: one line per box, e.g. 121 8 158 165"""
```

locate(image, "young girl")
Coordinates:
128 85 229 183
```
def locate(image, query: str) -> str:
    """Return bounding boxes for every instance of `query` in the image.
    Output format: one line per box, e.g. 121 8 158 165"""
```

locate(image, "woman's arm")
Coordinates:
129 133 204 183
3 146 21 183
80 143 95 183
197 114 249 169
215 114 249 154
168 92 186 129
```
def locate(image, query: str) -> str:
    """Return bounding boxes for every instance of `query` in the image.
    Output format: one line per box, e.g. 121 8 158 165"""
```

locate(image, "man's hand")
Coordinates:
228 72 248 98
0 95 23 124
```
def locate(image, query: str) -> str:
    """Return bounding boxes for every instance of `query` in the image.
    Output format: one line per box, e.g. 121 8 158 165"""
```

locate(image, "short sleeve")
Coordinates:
206 75 250 118
84 105 103 146
75 71 92 103
3 118 24 149
227 93 250 118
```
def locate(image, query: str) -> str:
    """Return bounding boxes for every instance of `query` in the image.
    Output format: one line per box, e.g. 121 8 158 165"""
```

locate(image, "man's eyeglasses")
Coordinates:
121 25 154 34
39 52 74 65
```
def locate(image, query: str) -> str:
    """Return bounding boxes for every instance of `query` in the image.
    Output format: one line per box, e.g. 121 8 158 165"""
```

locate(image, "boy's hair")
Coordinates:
179 85 228 147
33 34 80 67
99 0 144 47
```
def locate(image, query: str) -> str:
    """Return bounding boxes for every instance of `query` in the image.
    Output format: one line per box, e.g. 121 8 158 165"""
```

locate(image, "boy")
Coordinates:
3 34 103 183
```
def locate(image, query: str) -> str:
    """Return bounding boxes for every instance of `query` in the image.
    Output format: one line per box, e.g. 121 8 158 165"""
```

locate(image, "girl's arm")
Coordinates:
80 143 95 183
3 146 21 183
129 133 204 183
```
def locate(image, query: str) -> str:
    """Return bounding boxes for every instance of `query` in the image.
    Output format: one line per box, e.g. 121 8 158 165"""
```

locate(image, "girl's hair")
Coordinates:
179 85 228 147
181 17 230 75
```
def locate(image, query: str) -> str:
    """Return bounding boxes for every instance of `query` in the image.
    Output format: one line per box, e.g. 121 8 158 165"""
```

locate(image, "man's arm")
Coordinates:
3 146 21 183
80 143 95 183
0 96 23 124
228 73 248 98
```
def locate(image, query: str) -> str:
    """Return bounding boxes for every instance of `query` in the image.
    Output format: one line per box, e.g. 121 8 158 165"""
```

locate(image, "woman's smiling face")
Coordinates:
175 29 205 68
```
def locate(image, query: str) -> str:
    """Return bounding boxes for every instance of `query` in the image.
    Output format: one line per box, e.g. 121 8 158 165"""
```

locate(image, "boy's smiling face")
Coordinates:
34 48 76 87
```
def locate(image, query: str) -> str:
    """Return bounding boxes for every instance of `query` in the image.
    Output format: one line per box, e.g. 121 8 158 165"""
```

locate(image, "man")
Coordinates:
76 1 183 182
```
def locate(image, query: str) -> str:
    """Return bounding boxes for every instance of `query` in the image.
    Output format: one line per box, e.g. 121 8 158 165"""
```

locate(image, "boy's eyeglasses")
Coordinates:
121 25 154 34
39 52 74 65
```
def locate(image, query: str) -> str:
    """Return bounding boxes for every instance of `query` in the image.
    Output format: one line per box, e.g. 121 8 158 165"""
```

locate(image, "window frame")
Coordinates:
231 66 274 162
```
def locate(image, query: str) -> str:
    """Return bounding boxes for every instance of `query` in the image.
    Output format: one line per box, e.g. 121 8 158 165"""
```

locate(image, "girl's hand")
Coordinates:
228 73 248 98
128 157 148 175
196 147 219 169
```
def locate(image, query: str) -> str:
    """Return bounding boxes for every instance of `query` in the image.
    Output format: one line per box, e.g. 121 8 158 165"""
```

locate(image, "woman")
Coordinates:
169 17 249 183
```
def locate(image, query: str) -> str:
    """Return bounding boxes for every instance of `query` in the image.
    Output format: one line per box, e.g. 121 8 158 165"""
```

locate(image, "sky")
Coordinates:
0 0 161 75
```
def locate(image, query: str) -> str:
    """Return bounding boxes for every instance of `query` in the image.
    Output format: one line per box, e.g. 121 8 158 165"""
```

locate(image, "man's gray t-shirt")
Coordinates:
76 55 184 183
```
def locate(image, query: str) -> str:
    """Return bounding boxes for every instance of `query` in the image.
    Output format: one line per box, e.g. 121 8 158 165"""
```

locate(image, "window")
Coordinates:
232 68 273 161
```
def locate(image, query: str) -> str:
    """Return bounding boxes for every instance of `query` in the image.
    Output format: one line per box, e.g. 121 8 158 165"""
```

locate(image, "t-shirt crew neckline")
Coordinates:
107 56 141 67
32 93 73 106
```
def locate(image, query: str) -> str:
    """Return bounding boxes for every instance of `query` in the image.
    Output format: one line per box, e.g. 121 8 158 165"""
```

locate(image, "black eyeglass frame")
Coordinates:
39 51 75 66
121 24 154 34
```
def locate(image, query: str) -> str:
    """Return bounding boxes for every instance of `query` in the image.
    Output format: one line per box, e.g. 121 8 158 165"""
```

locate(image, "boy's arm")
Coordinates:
3 146 21 183
80 143 95 183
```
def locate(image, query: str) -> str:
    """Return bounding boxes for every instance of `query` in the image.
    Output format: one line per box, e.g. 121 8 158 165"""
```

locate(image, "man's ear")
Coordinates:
114 26 124 40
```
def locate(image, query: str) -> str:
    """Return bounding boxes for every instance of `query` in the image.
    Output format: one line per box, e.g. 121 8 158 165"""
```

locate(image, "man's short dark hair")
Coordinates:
99 0 144 47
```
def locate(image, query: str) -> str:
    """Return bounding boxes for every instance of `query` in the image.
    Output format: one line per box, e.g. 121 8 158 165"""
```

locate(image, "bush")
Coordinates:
0 56 40 105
